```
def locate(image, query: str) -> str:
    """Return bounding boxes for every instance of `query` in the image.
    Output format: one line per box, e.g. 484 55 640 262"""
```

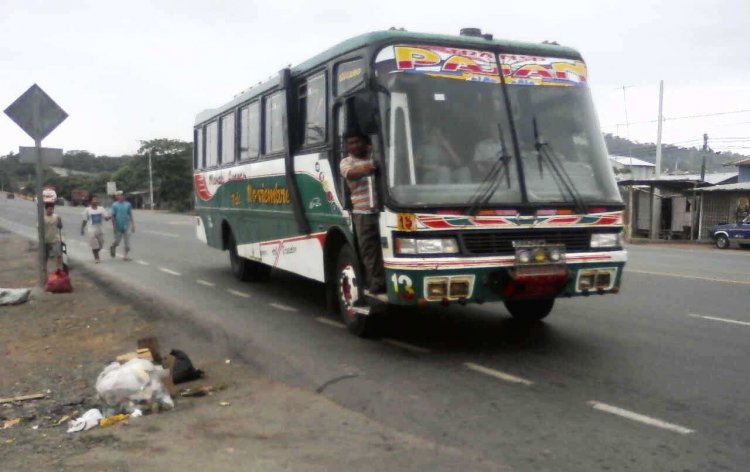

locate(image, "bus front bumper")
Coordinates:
382 251 626 306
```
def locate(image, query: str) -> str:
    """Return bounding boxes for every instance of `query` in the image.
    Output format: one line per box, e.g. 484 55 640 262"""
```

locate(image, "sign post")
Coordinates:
4 84 68 286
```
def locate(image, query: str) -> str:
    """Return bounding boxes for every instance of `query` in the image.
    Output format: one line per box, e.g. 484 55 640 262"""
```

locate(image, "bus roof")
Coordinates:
195 30 583 126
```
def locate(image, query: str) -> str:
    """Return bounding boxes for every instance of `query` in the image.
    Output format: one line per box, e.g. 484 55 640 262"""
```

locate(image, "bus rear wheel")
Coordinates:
228 231 270 282
504 299 555 322
335 245 380 337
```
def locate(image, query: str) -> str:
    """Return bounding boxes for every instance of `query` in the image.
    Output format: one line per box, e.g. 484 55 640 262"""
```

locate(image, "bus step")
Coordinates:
365 292 389 304
351 305 371 315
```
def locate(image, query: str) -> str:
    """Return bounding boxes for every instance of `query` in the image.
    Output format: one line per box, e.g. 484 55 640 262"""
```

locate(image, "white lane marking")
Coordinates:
143 230 179 238
196 279 215 287
383 338 431 354
269 302 297 312
688 313 750 327
626 268 750 286
158 267 181 276
227 289 251 299
588 401 695 435
463 362 533 386
315 317 345 329
136 260 150 266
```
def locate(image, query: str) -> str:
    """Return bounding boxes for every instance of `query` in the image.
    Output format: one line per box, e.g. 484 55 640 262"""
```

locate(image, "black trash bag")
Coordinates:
169 349 205 384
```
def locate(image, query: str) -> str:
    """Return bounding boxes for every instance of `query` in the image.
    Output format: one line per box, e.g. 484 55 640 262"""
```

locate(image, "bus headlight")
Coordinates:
517 249 531 264
548 247 563 262
590 232 623 248
395 237 459 255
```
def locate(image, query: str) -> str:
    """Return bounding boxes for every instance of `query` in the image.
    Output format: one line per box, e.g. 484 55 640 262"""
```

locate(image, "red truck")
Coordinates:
70 189 90 206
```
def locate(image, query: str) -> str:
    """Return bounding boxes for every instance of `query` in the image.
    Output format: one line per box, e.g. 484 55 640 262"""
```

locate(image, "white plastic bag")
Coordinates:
67 408 103 433
95 358 174 413
0 288 31 306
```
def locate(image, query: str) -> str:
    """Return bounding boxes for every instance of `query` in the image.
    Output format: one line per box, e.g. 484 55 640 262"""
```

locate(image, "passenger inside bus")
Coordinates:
415 124 471 184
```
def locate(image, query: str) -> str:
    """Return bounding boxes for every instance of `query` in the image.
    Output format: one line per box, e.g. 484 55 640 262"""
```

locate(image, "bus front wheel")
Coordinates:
504 299 555 322
228 232 270 282
335 245 380 337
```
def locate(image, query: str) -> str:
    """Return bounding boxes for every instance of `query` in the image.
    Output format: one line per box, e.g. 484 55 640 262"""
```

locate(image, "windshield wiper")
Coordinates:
532 118 587 214
466 123 512 216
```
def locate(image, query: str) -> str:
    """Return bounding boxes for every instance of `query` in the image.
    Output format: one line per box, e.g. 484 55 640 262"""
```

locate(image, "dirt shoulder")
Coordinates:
0 229 499 472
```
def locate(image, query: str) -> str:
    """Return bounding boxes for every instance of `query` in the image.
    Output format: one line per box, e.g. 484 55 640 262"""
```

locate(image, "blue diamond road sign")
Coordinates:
4 84 68 141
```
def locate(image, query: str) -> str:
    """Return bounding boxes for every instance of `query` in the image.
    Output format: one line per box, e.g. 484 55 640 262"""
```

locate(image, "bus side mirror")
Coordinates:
278 68 291 89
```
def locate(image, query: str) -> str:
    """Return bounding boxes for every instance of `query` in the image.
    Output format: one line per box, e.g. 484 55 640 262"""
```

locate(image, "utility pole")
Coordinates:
148 149 155 210
619 85 632 138
700 133 708 181
696 133 709 240
650 80 664 240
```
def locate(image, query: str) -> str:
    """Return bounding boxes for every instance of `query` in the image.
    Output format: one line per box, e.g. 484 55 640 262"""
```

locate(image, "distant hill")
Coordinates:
61 150 128 173
0 149 127 194
604 134 747 174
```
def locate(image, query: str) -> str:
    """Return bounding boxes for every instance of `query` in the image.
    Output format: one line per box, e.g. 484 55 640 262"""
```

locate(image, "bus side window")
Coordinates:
239 102 260 161
206 121 219 168
220 111 235 165
298 73 326 147
194 127 204 169
264 91 285 155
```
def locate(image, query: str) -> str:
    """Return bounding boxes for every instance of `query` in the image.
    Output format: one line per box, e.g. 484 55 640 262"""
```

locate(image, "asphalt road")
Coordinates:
2 195 749 471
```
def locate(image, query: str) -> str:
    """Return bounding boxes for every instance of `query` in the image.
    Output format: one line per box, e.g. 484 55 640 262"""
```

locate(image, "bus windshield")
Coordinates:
374 45 621 208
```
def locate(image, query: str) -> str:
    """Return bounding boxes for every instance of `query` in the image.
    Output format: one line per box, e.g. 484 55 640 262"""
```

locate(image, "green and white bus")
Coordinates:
193 28 626 336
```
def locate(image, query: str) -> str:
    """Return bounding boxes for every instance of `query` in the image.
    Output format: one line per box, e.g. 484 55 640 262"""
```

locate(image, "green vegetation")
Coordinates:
2 133 745 209
0 138 193 211
604 134 745 174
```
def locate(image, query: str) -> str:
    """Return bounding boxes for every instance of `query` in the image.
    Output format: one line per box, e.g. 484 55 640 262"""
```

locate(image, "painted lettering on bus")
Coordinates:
338 68 362 82
500 57 587 84
246 184 291 205
208 170 248 186
394 46 498 76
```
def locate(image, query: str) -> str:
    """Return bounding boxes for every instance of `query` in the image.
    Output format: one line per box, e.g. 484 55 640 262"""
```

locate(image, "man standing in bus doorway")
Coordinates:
340 130 386 297
109 191 135 261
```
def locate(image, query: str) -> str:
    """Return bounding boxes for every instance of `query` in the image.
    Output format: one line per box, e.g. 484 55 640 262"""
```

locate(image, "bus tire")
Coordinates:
715 234 730 249
335 245 380 338
504 299 555 322
228 231 270 282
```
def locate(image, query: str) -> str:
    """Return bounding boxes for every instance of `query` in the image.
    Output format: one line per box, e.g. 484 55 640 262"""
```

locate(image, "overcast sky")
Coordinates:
2 0 749 157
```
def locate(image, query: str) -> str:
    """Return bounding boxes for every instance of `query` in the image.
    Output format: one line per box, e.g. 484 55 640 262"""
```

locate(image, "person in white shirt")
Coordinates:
80 197 110 263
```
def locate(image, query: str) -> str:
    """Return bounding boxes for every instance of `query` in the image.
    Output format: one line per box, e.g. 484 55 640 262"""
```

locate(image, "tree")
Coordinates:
136 139 194 211
111 164 141 193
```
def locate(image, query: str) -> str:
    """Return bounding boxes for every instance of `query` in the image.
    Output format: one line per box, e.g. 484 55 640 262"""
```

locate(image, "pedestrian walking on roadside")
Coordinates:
43 202 63 271
109 191 135 261
81 196 109 263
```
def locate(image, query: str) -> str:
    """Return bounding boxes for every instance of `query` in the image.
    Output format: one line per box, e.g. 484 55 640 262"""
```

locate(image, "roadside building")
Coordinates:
696 158 750 238
617 172 737 240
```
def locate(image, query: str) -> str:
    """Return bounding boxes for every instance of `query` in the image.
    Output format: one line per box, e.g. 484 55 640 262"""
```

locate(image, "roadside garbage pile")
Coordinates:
65 337 208 433
1 336 214 436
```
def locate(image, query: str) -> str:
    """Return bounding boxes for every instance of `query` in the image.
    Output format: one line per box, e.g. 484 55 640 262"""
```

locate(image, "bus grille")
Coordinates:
460 229 592 255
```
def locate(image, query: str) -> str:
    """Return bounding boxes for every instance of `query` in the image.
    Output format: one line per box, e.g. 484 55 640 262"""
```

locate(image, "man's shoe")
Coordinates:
364 289 388 303
109 246 115 258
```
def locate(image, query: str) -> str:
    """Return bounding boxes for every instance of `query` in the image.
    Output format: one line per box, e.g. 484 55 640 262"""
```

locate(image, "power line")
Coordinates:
602 108 750 129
